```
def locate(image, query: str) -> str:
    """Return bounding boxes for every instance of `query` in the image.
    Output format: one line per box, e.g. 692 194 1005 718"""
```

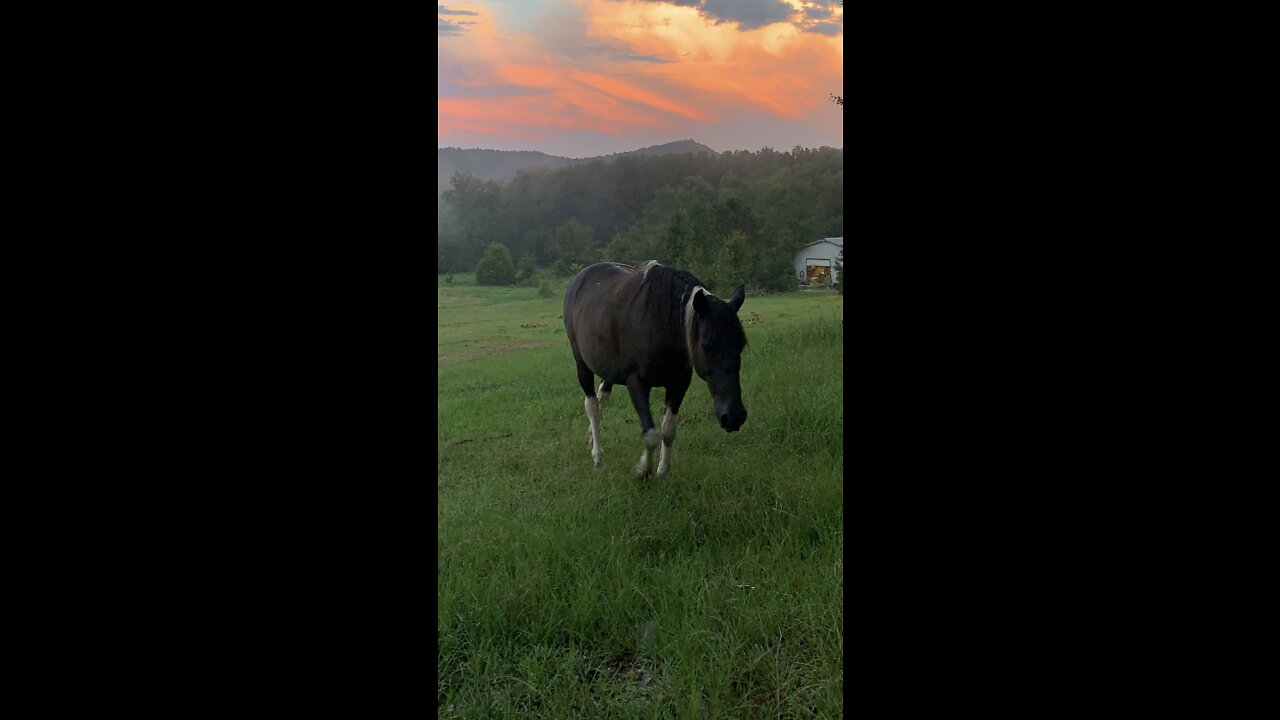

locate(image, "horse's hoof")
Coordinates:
656 465 669 476
634 464 650 477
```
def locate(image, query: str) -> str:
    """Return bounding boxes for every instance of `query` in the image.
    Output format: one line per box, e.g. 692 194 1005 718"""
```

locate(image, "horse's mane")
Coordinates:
634 262 702 317
632 262 746 355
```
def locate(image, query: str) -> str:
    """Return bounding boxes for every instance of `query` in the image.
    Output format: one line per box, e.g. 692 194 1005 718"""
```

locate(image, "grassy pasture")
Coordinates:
439 271 843 718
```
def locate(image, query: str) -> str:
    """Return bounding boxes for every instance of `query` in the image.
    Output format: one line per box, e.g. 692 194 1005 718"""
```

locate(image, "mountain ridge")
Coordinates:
438 139 719 190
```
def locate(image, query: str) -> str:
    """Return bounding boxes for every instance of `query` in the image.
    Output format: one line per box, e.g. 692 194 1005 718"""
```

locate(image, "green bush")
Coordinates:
537 279 555 298
475 242 516 286
516 253 538 283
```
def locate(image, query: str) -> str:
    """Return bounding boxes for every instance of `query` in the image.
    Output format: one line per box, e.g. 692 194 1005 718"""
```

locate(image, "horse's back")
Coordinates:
564 262 635 333
566 262 632 298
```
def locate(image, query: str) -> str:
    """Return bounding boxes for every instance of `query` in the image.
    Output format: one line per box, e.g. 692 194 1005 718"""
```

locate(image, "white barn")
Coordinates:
794 237 843 286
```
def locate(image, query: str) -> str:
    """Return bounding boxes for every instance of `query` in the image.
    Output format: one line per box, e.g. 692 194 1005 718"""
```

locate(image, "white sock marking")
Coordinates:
656 407 677 476
636 428 659 476
585 396 604 468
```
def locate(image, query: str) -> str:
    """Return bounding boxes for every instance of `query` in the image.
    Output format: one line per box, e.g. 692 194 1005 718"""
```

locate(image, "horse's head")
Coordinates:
688 284 749 432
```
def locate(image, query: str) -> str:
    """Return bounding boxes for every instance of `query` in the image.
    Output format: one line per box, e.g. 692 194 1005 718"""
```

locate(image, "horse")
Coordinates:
563 260 748 476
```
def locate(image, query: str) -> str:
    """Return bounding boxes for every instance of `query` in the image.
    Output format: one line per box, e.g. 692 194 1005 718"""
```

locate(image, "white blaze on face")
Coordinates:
585 396 604 468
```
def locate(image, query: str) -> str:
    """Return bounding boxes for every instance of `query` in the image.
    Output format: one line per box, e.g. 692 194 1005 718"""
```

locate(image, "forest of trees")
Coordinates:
438 146 843 294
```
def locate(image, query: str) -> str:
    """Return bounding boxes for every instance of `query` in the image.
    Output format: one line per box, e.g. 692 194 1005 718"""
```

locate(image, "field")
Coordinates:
438 272 843 718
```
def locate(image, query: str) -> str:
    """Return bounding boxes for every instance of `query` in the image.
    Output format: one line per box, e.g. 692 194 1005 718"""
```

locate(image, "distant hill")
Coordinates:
438 140 718 193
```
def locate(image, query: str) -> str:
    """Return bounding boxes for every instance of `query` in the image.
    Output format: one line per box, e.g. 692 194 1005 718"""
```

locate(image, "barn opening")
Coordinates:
806 259 831 285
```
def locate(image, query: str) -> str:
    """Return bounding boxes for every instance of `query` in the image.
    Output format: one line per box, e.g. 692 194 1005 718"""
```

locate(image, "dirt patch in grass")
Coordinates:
583 652 674 711
438 339 554 367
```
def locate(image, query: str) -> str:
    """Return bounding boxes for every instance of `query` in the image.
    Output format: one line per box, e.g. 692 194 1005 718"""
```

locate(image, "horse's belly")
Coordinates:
582 347 684 387
579 346 630 382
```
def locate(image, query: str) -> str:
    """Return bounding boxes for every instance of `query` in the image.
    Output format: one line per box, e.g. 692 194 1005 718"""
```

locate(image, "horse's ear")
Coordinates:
692 288 710 316
729 284 745 312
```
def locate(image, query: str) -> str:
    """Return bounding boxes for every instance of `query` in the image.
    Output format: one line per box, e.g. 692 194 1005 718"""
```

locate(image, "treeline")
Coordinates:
438 146 843 294
437 140 716 189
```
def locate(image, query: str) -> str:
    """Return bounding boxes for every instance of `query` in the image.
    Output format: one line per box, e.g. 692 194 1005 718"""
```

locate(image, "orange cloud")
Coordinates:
438 0 842 153
498 64 571 91
569 70 712 122
581 0 840 114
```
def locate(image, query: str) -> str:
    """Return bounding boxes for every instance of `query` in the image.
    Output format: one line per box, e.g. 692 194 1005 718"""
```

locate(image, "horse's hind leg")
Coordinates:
576 359 604 469
588 380 613 447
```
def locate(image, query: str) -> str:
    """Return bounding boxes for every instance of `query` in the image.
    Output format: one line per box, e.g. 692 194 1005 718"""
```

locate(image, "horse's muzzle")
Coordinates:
719 407 747 432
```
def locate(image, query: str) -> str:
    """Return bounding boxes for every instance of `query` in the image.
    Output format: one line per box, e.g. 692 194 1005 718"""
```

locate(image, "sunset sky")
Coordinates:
438 0 843 158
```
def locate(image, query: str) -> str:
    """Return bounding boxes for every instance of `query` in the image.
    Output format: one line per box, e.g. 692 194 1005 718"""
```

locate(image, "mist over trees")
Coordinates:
438 146 843 294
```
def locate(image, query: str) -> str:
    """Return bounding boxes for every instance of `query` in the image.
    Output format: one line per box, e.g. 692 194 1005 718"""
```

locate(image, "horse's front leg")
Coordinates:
656 373 691 476
625 376 658 477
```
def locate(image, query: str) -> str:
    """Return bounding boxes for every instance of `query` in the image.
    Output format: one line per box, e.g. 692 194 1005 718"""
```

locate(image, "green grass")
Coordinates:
439 274 843 718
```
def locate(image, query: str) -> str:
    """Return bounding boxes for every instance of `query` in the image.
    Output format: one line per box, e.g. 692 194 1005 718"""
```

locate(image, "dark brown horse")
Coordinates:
564 261 748 476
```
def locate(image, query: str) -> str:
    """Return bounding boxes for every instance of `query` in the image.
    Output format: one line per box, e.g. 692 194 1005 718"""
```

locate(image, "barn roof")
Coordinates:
798 237 843 250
